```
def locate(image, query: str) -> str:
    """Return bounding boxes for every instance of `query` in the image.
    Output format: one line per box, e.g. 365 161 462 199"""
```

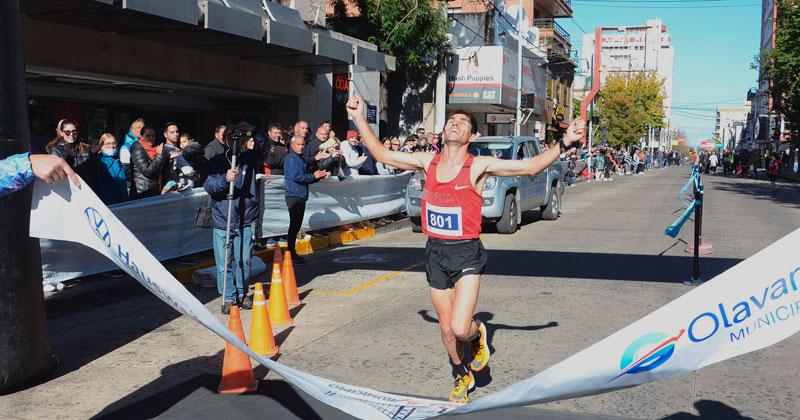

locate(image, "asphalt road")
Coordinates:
2 166 799 419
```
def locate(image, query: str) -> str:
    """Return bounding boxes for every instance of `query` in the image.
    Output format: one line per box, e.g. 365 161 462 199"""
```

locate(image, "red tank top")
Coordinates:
421 154 482 240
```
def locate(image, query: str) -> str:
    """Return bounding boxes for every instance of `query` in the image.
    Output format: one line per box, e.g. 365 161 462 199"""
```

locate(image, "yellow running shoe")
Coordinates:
469 320 490 372
449 371 475 403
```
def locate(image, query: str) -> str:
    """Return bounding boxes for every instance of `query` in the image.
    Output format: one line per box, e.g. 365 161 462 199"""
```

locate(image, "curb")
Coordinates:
174 219 409 284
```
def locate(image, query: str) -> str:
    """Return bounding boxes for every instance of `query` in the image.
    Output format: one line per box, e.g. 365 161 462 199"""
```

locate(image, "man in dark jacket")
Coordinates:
130 126 173 199
284 135 329 265
263 123 287 175
204 122 271 313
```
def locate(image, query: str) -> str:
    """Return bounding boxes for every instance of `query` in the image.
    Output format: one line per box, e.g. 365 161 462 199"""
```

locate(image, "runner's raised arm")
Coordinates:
346 96 432 172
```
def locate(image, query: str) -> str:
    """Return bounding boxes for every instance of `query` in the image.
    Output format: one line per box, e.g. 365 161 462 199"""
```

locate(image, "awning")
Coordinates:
22 0 394 73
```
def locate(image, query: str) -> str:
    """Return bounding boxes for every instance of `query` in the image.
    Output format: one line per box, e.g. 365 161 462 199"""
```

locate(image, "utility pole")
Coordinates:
587 54 594 173
434 4 451 134
514 5 524 136
0 0 57 392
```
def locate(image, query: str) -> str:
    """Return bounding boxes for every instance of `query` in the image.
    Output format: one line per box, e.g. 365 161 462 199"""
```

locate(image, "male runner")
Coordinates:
346 96 586 402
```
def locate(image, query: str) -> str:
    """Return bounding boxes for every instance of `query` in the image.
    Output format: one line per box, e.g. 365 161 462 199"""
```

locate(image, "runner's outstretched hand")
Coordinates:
564 119 587 147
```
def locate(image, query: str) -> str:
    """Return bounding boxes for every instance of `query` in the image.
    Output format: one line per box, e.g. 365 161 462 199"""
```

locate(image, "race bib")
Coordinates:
424 204 463 237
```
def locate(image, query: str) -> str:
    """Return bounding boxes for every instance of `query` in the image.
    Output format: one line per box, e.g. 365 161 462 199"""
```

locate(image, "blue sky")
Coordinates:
561 0 762 146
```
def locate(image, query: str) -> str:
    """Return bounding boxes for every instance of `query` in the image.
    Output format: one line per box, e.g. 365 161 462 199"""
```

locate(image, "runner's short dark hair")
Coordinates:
447 110 478 134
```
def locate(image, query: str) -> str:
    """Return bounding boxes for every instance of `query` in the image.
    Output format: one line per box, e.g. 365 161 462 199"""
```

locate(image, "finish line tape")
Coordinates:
30 178 800 419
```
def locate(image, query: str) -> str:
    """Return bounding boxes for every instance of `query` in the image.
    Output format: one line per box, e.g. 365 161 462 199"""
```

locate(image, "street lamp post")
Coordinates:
514 6 525 137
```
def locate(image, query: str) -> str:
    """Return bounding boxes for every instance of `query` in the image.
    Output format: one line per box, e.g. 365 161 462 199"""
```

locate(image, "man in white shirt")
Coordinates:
340 130 367 177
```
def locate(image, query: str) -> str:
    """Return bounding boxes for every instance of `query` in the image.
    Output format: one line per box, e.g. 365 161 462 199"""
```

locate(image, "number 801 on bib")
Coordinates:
423 204 463 237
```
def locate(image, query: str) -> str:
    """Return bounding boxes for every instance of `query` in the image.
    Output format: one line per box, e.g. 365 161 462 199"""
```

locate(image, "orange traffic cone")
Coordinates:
282 251 301 307
249 282 279 357
268 262 293 326
218 306 259 394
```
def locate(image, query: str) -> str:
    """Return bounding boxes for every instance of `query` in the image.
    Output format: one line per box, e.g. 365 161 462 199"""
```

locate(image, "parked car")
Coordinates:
405 136 564 234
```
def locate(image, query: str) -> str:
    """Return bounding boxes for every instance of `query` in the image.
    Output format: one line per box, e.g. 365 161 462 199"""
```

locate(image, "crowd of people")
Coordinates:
562 146 687 184
39 117 445 207
700 149 786 193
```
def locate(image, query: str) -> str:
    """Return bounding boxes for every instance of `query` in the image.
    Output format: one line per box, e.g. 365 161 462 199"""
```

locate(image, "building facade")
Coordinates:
716 103 750 150
746 0 783 153
22 0 392 151
445 0 571 139
579 18 675 150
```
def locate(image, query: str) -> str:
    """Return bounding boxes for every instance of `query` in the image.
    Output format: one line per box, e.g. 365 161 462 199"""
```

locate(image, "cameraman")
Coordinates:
203 122 271 314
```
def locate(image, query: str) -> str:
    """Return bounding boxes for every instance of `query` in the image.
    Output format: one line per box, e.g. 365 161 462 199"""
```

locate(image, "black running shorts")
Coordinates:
425 237 487 290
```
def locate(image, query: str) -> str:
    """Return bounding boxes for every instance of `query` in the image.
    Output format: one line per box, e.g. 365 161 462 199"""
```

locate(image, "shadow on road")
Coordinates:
93 367 324 420
418 310 558 357
660 399 755 420
705 174 800 209
299 247 742 287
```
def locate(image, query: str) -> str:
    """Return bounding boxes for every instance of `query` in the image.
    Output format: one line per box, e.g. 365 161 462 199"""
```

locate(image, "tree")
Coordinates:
328 0 450 134
761 0 800 144
595 73 666 147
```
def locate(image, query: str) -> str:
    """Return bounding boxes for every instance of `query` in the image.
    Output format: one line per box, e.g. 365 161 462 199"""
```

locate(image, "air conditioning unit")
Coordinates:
289 0 326 26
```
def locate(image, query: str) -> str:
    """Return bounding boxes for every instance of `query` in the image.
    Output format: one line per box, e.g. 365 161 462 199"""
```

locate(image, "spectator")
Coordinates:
204 122 271 314
415 127 425 138
120 117 145 192
604 150 614 181
283 135 330 265
418 136 429 152
302 124 338 172
1 153 80 197
768 153 780 192
377 139 396 175
632 150 641 174
179 132 206 183
46 119 92 180
358 138 378 175
708 153 719 174
204 125 226 161
91 133 128 205
263 123 287 175
401 136 416 153
341 130 367 176
426 133 440 154
594 150 605 181
129 126 172 199
162 122 195 187
293 120 310 140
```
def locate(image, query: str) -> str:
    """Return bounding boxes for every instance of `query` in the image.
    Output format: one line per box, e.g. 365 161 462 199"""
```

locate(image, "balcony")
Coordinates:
535 0 573 18
534 18 570 45
540 38 577 68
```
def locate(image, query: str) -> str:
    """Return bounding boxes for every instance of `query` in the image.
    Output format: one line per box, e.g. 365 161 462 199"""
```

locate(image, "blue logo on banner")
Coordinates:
611 329 684 382
84 207 111 247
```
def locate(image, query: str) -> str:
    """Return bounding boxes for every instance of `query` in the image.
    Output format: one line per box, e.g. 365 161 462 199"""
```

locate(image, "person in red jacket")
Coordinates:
346 95 586 403
768 152 781 192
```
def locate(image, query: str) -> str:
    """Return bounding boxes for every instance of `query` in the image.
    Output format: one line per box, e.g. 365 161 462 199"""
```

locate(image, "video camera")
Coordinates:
224 123 254 151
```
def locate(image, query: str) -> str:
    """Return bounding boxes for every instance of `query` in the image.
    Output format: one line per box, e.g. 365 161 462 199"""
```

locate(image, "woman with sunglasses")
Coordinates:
45 119 92 180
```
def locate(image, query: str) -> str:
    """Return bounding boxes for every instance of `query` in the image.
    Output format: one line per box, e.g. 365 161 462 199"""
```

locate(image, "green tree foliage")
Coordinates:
596 73 666 147
329 0 449 84
763 0 800 142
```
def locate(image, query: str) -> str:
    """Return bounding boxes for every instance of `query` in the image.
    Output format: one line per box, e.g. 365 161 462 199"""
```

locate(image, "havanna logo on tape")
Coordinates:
30 177 800 420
